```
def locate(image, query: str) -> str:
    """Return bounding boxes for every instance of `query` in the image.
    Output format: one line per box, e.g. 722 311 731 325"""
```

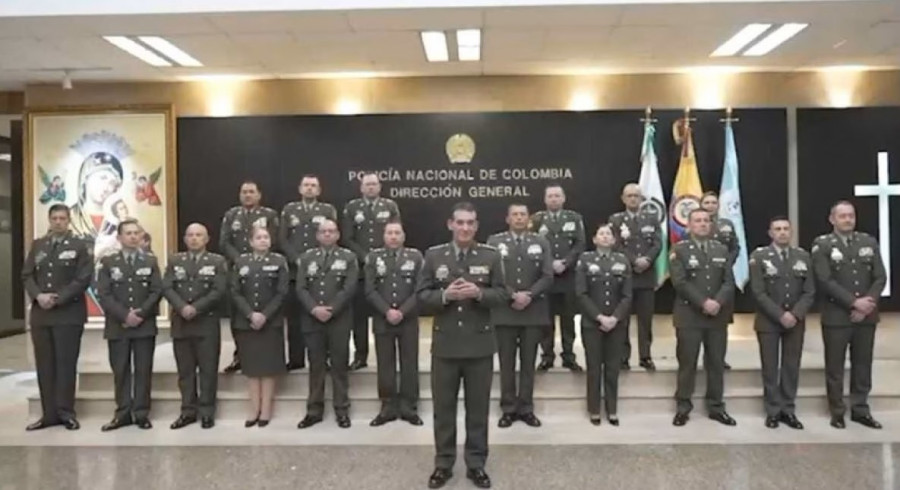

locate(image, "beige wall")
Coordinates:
22 69 900 117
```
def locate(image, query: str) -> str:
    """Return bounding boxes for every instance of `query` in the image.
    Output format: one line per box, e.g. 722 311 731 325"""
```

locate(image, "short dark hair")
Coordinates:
830 200 854 214
769 215 791 226
117 218 140 236
250 225 271 239
702 191 718 199
450 201 477 218
507 203 528 213
361 171 379 180
595 223 613 233
384 219 403 230
544 183 564 192
240 180 260 192
688 208 710 221
47 203 70 217
300 174 319 182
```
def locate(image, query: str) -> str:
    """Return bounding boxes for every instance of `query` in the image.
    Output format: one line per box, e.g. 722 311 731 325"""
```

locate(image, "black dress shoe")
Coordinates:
26 419 60 431
336 415 351 428
830 416 846 429
562 361 584 372
673 413 689 426
709 412 737 426
170 415 197 430
723 362 732 370
519 413 542 427
257 420 270 428
765 416 779 429
348 360 367 371
639 358 656 371
590 416 602 426
223 359 241 374
62 418 80 431
621 359 631 371
370 414 397 427
607 415 619 426
136 419 153 430
466 468 492 489
245 418 259 428
428 468 452 489
401 414 424 426
101 417 133 432
498 413 516 428
201 417 214 429
286 361 306 371
779 413 804 430
297 415 323 429
851 414 883 429
536 360 553 372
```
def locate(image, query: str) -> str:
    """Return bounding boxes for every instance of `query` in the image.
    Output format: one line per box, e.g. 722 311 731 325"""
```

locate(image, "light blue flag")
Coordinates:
719 124 750 291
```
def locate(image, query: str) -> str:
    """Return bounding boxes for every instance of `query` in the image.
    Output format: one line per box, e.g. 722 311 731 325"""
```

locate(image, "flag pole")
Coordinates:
640 106 658 127
720 106 740 126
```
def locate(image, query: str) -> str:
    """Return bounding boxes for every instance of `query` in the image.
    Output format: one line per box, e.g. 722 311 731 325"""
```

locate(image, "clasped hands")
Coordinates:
36 293 58 310
850 296 877 323
444 278 482 302
595 314 618 332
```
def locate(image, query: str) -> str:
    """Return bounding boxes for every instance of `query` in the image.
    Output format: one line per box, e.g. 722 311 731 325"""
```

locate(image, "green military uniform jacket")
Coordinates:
486 231 553 326
609 209 662 290
219 206 280 263
811 232 886 326
711 216 740 264
229 252 289 331
163 251 228 338
22 232 93 327
530 209 585 292
95 250 163 339
341 197 400 264
364 247 423 334
296 246 359 333
417 242 508 359
279 200 338 272
749 245 816 332
669 239 735 329
575 250 633 326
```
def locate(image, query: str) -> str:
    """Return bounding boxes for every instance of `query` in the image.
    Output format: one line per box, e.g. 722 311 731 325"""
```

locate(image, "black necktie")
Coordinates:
127 254 134 267
780 249 788 262
458 250 466 263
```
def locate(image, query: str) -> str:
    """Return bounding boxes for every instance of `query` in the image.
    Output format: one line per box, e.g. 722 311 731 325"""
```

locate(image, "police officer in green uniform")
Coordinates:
280 174 338 371
701 191 739 370
297 219 359 429
609 183 662 371
23 204 92 431
749 217 814 430
164 223 228 430
418 202 507 490
366 221 424 427
487 203 552 429
341 172 401 370
532 184 586 372
576 224 632 426
670 208 736 428
811 201 886 430
219 181 279 373
96 219 163 431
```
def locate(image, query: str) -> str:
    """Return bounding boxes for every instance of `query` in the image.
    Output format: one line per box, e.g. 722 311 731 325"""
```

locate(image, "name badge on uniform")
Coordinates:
400 260 415 271
354 211 365 224
58 250 76 259
290 215 300 227
376 257 387 277
307 262 318 276
588 263 600 274
859 247 873 257
497 243 509 257
611 262 626 274
312 215 325 224
763 259 777 276
252 217 267 228
231 220 241 231
136 267 151 276
538 224 549 236
111 267 123 281
469 265 489 275
332 259 347 271
831 248 844 262
793 261 807 272
527 244 542 255
619 222 631 240
199 265 216 276
263 265 279 272
687 255 699 269
641 225 655 234
712 257 727 265
562 221 576 232
35 251 47 264
239 266 250 277
174 266 187 280
436 264 449 280
376 210 390 220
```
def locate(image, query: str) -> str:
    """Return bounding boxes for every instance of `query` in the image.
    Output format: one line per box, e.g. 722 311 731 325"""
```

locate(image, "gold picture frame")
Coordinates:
24 104 177 320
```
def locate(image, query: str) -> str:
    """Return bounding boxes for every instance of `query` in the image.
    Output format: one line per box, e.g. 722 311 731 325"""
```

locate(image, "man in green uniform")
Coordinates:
532 184 585 372
219 181 279 373
341 172 401 370
281 174 338 371
163 223 228 430
366 221 424 427
609 183 662 371
811 201 886 429
487 203 552 428
23 204 92 431
701 191 738 370
297 219 359 429
670 208 736 428
418 202 507 489
96 219 163 431
748 216 814 430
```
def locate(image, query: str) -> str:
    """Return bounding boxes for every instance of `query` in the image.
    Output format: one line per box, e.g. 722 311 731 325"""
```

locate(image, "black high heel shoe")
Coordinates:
245 417 259 428
257 419 270 428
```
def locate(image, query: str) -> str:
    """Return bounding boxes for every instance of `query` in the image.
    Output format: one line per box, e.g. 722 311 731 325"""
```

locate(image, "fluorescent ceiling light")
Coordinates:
103 36 171 67
710 23 771 57
421 31 449 62
138 36 203 67
743 23 808 56
457 29 481 61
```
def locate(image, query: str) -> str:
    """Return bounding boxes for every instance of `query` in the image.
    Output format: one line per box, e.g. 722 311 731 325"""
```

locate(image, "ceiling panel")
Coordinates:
483 5 621 28
346 8 483 31
541 28 612 62
206 11 352 34
164 34 254 66
482 29 545 62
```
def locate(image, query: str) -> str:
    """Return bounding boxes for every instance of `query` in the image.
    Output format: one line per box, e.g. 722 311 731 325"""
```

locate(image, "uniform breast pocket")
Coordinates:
400 271 416 283
471 274 490 285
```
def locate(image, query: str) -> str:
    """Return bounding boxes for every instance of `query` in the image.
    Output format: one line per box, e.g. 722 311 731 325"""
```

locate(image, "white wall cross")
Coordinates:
853 152 898 296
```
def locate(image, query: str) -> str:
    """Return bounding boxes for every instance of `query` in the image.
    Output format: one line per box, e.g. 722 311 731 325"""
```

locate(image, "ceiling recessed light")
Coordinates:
457 29 481 62
421 31 449 63
138 36 203 67
710 23 771 57
104 36 171 67
743 23 808 56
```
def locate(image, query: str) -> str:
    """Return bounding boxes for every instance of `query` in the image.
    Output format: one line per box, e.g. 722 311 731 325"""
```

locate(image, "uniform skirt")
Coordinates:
234 323 286 377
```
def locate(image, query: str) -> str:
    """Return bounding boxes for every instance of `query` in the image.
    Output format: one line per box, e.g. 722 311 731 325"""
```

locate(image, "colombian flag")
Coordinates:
668 120 703 245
